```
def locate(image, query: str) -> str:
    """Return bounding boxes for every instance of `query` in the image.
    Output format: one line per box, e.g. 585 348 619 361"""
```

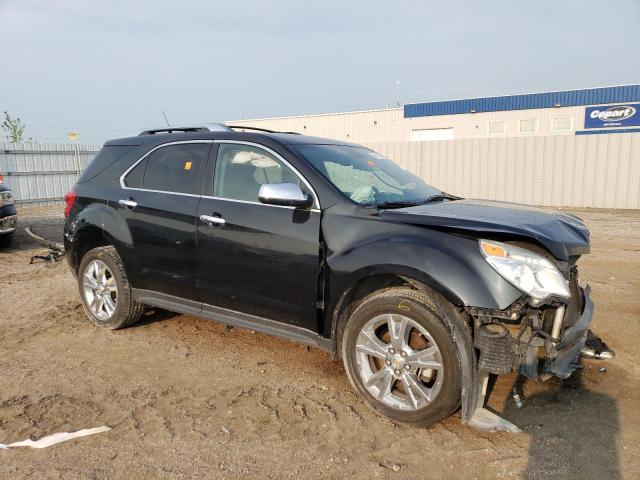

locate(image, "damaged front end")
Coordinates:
464 239 610 432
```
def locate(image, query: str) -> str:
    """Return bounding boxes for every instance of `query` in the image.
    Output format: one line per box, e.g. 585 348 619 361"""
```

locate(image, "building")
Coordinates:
227 85 640 144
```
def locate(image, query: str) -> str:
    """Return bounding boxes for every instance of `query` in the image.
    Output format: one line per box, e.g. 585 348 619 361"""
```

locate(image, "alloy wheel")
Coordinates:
82 259 118 321
354 313 444 411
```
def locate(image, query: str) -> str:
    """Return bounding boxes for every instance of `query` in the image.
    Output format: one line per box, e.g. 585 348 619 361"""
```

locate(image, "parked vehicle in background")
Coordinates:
63 124 609 430
0 181 17 247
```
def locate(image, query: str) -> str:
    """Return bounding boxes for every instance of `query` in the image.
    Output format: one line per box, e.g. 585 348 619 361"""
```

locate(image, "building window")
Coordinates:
410 128 454 142
552 117 573 132
488 121 506 134
519 119 537 133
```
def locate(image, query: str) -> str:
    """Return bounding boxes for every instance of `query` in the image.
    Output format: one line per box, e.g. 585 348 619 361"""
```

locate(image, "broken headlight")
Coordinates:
479 239 570 300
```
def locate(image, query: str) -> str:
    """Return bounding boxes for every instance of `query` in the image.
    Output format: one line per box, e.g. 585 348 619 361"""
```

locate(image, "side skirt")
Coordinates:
132 288 333 352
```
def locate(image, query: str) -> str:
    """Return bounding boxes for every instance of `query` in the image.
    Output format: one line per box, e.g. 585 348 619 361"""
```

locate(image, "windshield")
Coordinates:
291 144 441 206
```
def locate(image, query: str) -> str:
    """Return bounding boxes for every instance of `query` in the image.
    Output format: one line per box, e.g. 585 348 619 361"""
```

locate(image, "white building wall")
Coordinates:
360 133 640 209
228 105 592 143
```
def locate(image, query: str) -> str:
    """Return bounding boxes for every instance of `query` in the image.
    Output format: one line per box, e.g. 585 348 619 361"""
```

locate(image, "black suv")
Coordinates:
64 124 597 431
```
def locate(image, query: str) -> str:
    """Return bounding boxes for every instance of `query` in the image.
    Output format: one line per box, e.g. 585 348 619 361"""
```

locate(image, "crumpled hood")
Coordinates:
381 199 590 261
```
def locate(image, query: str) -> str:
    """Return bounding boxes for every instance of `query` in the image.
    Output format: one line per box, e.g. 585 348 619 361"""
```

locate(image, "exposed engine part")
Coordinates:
551 305 566 340
474 323 514 374
467 296 529 323
511 374 525 409
512 392 524 409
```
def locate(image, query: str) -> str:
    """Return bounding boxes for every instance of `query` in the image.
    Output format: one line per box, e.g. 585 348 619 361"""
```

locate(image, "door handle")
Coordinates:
118 199 138 209
200 214 226 226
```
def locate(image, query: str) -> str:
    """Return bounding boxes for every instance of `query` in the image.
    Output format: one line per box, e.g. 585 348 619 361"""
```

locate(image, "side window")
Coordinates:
213 144 301 202
140 143 208 195
124 157 147 188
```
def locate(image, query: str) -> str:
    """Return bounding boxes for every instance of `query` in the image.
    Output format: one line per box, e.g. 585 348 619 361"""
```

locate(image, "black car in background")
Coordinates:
0 182 17 247
63 124 599 431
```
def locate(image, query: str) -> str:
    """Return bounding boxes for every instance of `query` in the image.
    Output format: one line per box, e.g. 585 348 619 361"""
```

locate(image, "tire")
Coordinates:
0 232 14 248
77 245 144 329
342 287 462 426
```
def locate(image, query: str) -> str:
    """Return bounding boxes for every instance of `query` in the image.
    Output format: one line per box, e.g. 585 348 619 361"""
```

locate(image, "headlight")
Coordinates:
479 239 570 300
0 190 14 206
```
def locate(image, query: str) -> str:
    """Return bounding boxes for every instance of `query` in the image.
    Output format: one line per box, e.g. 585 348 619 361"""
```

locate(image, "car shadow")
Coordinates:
130 307 182 328
502 368 620 479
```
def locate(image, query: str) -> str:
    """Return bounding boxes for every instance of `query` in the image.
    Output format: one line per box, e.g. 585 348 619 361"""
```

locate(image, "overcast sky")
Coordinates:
1 0 639 143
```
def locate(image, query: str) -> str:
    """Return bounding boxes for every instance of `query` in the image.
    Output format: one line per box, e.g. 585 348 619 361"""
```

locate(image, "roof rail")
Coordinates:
138 123 232 136
226 125 301 135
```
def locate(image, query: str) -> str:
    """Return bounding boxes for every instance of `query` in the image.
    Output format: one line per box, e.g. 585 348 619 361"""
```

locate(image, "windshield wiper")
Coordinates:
375 193 461 209
375 200 420 209
422 192 461 203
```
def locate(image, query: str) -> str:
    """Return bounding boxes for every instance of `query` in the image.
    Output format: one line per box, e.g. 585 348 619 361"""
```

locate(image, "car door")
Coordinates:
118 140 212 301
196 141 322 331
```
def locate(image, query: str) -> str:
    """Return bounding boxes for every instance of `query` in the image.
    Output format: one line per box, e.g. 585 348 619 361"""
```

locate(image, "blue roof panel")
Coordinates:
404 85 640 118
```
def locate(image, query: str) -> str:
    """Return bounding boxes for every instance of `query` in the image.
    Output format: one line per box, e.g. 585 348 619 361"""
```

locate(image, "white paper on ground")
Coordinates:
0 426 111 449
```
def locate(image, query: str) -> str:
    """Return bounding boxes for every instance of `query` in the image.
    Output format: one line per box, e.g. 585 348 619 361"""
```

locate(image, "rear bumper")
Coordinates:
545 285 595 378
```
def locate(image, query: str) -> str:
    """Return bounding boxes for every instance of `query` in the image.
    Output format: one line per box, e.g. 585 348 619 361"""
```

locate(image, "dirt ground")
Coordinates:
0 206 638 479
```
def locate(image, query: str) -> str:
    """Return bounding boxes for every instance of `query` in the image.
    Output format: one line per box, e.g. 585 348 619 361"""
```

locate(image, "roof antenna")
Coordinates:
161 110 170 126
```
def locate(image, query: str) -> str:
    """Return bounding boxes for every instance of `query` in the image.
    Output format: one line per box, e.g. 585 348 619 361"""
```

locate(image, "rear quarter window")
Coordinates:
77 145 137 183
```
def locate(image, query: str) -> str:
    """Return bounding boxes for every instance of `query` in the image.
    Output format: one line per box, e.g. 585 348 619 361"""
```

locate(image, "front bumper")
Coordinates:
0 214 17 234
478 283 596 380
545 285 594 378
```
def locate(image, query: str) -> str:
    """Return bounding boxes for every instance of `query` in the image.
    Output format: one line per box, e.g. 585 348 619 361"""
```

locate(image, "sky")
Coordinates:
1 0 639 144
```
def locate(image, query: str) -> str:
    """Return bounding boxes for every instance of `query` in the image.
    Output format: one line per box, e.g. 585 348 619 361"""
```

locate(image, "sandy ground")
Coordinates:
0 205 638 479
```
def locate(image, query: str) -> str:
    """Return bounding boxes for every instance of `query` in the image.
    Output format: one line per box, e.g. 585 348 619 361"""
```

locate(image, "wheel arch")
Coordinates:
328 268 478 423
327 265 467 361
66 202 133 274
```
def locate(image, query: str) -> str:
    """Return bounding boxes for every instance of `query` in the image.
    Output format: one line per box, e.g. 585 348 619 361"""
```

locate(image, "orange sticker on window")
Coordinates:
184 161 192 171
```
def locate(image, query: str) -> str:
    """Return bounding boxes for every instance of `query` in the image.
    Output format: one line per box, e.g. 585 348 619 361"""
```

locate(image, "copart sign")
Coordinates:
584 103 640 128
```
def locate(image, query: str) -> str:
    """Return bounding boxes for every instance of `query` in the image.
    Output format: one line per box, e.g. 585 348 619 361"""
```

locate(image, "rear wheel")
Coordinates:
342 287 461 426
78 246 144 329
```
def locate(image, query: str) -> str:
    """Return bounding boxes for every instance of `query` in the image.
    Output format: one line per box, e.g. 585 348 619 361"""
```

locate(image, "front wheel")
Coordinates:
0 232 14 248
342 287 461 426
77 246 144 329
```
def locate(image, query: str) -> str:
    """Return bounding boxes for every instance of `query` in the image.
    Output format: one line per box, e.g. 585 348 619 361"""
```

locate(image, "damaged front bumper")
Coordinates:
473 280 597 382
467 284 604 432
517 285 595 380
545 286 594 378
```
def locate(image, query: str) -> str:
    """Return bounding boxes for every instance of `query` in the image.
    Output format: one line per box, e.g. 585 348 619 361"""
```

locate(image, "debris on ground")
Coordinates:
0 426 111 450
30 249 65 264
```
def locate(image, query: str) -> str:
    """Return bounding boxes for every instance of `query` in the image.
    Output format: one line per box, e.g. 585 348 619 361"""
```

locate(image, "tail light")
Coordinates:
64 190 77 217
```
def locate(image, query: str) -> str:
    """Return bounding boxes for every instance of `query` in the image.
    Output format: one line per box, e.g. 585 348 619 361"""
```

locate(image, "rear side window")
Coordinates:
124 158 147 188
77 145 137 183
130 143 209 195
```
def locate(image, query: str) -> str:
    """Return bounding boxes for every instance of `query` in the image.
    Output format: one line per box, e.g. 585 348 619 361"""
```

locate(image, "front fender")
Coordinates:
326 228 522 313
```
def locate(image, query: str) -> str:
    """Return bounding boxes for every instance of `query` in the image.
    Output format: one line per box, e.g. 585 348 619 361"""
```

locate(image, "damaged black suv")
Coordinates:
64 124 604 431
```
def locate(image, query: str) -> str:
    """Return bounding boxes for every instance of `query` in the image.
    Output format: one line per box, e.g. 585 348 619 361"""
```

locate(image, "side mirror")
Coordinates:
258 183 313 208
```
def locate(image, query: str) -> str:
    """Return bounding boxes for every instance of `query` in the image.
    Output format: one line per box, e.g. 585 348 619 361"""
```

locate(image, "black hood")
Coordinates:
381 199 590 261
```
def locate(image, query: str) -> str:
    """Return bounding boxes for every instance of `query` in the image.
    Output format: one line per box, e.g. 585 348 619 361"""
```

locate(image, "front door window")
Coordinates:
213 144 302 202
